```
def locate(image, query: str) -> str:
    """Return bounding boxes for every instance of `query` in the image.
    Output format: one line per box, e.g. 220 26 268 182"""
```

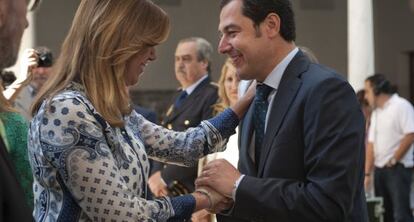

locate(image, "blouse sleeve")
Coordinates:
38 97 186 221
128 108 239 167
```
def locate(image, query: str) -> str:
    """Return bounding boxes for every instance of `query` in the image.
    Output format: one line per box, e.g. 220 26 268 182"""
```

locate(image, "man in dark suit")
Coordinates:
0 0 39 221
196 0 368 221
149 37 218 198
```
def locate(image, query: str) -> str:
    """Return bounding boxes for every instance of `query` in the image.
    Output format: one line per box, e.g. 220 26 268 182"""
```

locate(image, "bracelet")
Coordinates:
365 173 371 176
195 188 212 209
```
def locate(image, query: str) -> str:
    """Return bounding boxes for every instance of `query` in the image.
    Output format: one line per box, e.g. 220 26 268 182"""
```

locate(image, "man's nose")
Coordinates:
218 36 231 54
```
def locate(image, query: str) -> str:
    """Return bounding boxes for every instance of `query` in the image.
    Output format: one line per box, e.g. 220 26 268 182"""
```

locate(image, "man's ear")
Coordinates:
200 59 209 71
263 13 281 39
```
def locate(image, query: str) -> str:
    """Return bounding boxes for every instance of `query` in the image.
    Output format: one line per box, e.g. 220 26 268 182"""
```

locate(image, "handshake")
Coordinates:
193 186 232 214
148 159 241 216
192 159 242 214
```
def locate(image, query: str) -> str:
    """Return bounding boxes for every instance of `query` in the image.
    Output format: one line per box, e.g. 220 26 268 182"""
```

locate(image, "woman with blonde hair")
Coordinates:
29 0 253 221
194 59 241 222
211 58 240 166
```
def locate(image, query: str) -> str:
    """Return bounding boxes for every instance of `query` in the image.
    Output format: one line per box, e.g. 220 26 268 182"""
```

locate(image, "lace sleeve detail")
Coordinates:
128 108 239 167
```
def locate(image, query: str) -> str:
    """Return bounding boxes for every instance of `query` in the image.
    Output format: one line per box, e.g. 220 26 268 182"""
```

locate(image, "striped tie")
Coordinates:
253 83 273 164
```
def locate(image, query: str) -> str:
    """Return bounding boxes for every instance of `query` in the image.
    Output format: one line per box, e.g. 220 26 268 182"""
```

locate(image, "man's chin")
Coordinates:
236 70 254 81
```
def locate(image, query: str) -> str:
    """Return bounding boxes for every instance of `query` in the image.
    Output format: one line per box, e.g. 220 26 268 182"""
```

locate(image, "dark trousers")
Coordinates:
374 163 414 222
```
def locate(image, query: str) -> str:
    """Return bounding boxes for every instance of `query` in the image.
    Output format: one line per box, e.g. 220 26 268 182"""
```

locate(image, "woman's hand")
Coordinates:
192 186 233 213
148 171 169 197
230 80 256 119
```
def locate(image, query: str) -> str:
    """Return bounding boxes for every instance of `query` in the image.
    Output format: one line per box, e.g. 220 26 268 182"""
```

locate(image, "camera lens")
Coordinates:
37 53 53 68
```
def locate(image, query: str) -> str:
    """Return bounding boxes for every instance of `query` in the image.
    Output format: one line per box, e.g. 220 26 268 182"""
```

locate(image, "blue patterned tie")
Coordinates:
174 90 188 108
253 83 273 164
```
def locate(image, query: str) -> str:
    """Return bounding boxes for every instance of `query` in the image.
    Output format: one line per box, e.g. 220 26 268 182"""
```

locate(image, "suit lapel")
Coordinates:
166 77 210 122
257 51 309 176
239 102 257 176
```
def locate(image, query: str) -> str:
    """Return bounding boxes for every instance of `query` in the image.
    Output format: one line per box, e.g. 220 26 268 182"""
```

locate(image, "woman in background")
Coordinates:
194 59 241 222
209 58 241 167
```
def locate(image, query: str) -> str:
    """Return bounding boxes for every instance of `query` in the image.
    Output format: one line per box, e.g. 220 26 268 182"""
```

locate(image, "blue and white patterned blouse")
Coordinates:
28 83 238 222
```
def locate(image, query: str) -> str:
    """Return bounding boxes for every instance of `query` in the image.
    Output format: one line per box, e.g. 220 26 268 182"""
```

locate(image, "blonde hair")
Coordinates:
31 0 170 127
213 58 235 115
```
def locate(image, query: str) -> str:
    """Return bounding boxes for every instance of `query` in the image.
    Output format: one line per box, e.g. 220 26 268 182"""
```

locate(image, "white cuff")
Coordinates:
231 174 245 201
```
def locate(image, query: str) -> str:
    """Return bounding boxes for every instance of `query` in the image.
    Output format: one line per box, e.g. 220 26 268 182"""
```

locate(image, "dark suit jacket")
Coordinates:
218 51 368 222
151 77 218 193
0 136 33 221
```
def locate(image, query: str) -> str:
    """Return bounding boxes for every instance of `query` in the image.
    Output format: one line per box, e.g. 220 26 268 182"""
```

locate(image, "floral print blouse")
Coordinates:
28 83 238 222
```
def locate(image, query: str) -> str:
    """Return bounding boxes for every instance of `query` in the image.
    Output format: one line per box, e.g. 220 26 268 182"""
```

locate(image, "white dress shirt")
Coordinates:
183 74 208 95
368 94 414 168
235 47 299 201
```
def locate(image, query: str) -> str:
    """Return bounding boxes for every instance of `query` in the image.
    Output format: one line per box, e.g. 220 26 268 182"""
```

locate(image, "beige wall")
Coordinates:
294 0 348 76
33 0 79 57
373 0 414 98
33 0 414 97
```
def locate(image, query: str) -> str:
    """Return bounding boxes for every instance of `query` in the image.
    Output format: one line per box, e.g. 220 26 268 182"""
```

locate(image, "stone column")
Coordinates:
347 0 375 91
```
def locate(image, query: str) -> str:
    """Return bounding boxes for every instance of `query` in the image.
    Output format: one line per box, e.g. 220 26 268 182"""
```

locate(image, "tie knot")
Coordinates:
178 90 188 99
174 90 188 108
256 84 273 101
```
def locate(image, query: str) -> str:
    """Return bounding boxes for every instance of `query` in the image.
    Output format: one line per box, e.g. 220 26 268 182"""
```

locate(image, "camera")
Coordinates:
36 51 53 68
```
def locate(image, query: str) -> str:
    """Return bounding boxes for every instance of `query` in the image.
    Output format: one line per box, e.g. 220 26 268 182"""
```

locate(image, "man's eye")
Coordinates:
228 31 237 38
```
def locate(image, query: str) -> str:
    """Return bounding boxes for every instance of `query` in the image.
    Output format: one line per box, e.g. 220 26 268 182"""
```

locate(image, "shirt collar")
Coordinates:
263 47 299 90
184 74 208 95
381 93 398 109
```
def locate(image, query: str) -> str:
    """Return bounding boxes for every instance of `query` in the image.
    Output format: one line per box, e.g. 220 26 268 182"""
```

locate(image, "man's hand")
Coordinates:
195 159 241 198
3 49 38 101
17 48 38 83
148 171 168 197
364 174 372 192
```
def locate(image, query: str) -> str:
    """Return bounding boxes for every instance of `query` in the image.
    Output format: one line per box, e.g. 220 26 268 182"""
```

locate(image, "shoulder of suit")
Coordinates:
303 63 346 84
204 82 218 95
204 82 218 91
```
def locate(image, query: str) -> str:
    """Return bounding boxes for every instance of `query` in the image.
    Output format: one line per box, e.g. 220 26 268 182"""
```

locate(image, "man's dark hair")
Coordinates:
220 0 296 41
366 73 397 95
